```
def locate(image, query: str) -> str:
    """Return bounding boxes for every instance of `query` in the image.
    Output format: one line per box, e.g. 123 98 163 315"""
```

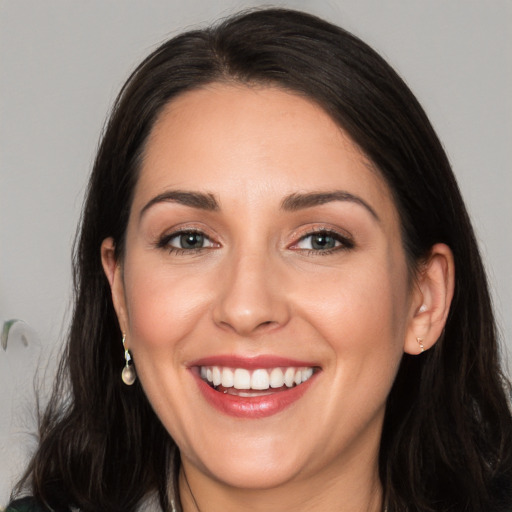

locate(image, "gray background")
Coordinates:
1 0 511 504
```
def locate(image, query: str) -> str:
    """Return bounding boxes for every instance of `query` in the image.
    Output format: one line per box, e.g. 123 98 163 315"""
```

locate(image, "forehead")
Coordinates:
133 83 397 223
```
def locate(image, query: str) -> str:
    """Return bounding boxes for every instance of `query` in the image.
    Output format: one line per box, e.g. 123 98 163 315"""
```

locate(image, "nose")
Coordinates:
213 250 290 336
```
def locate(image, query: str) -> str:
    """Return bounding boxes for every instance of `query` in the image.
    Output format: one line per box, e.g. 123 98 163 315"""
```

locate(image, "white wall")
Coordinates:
1 0 511 504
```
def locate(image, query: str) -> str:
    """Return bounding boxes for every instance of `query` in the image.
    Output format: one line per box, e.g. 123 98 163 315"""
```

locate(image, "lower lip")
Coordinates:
193 372 318 419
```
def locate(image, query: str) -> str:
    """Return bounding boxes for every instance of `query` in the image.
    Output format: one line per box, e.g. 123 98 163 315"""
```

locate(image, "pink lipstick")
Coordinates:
189 355 320 418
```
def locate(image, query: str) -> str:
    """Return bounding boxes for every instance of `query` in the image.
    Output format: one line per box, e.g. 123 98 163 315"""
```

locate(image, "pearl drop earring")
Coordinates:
121 333 137 385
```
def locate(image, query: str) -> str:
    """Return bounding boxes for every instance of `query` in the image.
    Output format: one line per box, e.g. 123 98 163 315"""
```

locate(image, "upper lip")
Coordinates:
188 354 320 370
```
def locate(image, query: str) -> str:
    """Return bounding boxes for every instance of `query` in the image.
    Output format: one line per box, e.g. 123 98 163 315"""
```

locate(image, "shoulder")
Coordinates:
5 497 71 512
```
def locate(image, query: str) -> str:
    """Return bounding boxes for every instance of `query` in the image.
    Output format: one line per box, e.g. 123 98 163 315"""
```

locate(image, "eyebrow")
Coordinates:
280 191 380 221
140 190 220 219
139 189 379 222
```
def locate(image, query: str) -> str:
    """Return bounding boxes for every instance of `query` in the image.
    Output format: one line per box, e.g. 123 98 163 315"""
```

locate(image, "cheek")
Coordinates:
298 259 408 347
291 248 410 410
122 254 214 356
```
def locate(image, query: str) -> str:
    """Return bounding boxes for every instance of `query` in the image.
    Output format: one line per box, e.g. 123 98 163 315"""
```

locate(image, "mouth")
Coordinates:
199 366 315 397
190 356 320 418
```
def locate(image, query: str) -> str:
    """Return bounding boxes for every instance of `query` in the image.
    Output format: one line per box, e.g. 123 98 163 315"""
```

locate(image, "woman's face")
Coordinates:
106 84 419 490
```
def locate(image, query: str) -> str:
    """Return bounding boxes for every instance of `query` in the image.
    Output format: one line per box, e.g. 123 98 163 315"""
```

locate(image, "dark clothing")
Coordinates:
6 497 70 512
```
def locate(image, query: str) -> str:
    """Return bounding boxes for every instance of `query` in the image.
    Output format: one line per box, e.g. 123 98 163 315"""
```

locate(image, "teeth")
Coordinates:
270 367 284 388
284 367 295 387
302 367 313 382
200 365 315 391
233 368 251 390
221 367 234 387
212 367 222 386
251 369 269 390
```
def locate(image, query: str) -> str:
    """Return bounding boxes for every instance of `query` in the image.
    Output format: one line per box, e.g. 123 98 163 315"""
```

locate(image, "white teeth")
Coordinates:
233 368 251 390
269 367 285 388
200 365 315 391
251 369 270 390
212 367 222 386
221 367 234 387
284 367 295 388
302 367 313 382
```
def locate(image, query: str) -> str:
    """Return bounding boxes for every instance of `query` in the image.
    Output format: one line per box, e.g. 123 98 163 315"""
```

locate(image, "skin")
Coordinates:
102 84 454 511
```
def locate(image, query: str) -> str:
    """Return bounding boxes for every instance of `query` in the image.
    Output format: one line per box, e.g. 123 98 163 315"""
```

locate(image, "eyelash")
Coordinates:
156 228 354 256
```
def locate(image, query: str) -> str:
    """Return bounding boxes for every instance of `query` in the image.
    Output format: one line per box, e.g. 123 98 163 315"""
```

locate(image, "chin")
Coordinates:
201 453 306 490
178 425 314 490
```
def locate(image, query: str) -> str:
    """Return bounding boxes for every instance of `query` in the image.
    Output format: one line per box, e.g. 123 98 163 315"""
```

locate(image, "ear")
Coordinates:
101 237 129 336
404 243 455 355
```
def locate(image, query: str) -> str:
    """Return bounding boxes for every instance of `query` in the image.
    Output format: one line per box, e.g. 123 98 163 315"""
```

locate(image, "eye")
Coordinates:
158 230 216 253
293 230 354 253
171 232 210 249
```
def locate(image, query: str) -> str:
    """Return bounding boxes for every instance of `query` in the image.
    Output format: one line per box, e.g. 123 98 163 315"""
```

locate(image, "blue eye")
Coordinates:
174 232 206 249
295 230 354 252
299 233 338 250
159 231 215 252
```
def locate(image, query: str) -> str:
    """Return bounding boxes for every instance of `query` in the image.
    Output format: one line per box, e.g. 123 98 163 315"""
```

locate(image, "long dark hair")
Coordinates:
14 8 512 512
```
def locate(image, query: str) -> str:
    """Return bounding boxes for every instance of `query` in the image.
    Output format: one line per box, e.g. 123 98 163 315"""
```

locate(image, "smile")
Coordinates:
191 356 320 418
200 366 315 396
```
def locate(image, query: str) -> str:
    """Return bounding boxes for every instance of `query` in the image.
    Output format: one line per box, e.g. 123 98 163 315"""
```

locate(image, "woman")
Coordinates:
8 8 512 512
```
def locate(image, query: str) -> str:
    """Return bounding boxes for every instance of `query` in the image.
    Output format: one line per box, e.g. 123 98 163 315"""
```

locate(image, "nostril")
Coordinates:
254 320 280 333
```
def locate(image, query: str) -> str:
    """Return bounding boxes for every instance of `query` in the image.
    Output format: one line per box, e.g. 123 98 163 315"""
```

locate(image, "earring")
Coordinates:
121 333 136 385
417 337 425 353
